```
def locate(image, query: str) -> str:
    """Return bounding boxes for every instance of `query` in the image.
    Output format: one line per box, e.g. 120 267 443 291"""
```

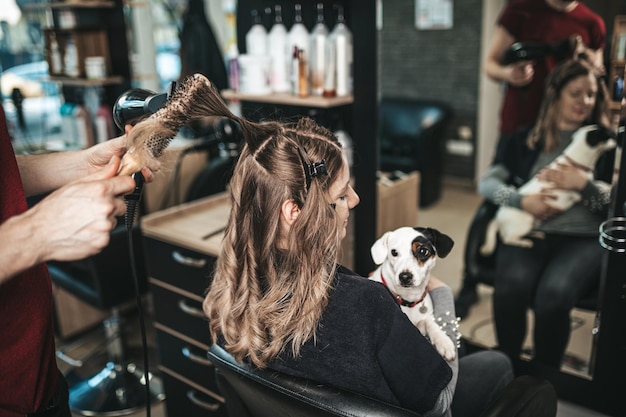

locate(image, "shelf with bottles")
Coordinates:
44 28 113 80
221 89 353 108
23 1 115 10
232 2 353 109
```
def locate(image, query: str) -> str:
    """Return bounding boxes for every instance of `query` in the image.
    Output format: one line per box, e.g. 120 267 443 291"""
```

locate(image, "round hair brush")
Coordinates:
117 73 217 176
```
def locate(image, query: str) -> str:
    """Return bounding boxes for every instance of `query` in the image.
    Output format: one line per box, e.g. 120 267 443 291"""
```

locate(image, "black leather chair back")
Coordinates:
207 345 421 417
208 345 558 417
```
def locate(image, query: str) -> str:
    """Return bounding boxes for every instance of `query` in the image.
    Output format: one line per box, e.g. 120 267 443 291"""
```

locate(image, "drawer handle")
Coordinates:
177 299 206 319
186 390 221 411
172 251 207 268
182 346 214 367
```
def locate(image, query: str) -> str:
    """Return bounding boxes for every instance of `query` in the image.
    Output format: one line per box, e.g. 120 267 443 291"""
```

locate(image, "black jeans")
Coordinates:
493 234 602 368
452 350 514 417
27 371 71 417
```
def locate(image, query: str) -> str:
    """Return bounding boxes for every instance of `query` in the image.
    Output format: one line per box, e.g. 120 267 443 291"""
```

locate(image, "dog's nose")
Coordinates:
399 271 413 286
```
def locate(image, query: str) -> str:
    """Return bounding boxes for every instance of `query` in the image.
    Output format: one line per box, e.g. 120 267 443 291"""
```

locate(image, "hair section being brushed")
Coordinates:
118 72 275 176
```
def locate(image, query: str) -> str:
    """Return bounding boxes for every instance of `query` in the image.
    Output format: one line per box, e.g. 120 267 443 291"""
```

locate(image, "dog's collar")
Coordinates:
563 155 592 173
380 273 428 308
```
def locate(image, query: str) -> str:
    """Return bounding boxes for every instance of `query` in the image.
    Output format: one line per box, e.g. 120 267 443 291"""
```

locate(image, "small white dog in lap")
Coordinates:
370 226 457 361
480 124 616 255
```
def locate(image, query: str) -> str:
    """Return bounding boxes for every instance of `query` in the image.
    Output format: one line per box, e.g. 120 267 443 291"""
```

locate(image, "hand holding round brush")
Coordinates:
117 73 223 176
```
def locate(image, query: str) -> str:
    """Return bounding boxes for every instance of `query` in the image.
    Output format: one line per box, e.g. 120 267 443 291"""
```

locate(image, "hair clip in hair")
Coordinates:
298 147 328 190
303 159 327 190
307 160 327 179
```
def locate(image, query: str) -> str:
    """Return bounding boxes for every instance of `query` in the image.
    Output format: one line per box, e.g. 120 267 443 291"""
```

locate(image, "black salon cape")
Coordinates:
266 266 452 414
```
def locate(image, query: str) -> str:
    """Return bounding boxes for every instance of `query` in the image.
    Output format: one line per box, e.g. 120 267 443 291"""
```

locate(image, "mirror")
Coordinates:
451 92 624 384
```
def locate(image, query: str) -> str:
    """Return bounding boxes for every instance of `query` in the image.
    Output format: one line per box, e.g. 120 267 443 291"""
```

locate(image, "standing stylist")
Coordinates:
0 103 153 417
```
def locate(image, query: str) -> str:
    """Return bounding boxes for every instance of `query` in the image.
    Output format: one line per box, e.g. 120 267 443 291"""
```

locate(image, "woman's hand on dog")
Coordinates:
521 192 562 220
536 161 588 192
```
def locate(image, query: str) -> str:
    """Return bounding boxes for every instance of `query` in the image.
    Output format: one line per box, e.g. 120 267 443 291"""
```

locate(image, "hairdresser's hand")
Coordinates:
521 192 562 221
536 161 589 192
25 156 135 263
571 35 605 76
507 61 534 87
85 136 158 182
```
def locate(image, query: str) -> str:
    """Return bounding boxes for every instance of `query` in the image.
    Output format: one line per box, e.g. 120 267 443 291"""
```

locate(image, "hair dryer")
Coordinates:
502 38 572 65
112 81 177 130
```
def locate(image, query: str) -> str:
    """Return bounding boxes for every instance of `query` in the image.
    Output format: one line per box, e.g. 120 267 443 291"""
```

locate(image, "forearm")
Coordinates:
430 286 460 343
484 26 515 83
0 211 44 284
484 58 509 83
478 164 522 208
16 150 90 196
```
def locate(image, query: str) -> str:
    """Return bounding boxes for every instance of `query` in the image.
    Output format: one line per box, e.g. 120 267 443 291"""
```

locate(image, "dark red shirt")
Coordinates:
0 104 58 416
497 0 606 134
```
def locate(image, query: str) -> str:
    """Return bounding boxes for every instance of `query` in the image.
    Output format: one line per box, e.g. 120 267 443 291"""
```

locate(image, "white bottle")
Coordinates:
288 4 310 60
291 46 300 95
330 5 352 97
267 5 290 93
288 4 310 95
48 33 63 75
63 37 80 78
245 9 267 56
309 3 328 96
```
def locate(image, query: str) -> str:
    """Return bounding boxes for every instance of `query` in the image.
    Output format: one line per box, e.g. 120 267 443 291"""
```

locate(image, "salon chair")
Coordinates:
207 344 557 417
454 200 601 319
379 97 453 207
48 224 164 415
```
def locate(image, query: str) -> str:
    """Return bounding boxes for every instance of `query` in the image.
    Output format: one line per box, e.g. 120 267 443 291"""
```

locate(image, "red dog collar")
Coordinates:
380 273 428 308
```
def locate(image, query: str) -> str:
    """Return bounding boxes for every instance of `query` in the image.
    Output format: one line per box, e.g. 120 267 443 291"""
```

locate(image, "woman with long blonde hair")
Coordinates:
202 86 512 416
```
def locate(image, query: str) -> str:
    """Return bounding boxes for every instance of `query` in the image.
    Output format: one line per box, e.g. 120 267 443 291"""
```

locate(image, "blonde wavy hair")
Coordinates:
198 89 345 367
528 59 611 153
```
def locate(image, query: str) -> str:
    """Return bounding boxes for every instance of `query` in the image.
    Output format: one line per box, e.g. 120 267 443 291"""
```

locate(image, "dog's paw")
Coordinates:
430 331 457 361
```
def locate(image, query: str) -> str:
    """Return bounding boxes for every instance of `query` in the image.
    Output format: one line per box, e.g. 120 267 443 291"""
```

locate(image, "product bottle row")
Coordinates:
232 3 352 99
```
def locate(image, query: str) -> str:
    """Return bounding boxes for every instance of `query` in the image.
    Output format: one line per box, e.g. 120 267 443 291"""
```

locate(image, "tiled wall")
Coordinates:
379 0 483 179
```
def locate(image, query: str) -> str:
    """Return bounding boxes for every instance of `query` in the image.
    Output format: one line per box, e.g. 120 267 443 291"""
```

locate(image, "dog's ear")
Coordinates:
586 124 617 147
371 232 391 265
418 227 455 258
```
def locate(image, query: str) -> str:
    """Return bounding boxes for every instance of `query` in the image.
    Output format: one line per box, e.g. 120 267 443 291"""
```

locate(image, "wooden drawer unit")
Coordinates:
144 238 215 300
150 283 211 346
141 193 231 415
160 370 227 417
155 328 218 393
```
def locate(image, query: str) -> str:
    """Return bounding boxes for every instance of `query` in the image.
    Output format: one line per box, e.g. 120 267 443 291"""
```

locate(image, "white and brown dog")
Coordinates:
370 226 456 361
480 124 616 255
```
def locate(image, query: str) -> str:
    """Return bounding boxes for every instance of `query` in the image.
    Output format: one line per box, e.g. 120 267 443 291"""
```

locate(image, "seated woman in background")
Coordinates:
478 58 615 370
201 86 513 417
